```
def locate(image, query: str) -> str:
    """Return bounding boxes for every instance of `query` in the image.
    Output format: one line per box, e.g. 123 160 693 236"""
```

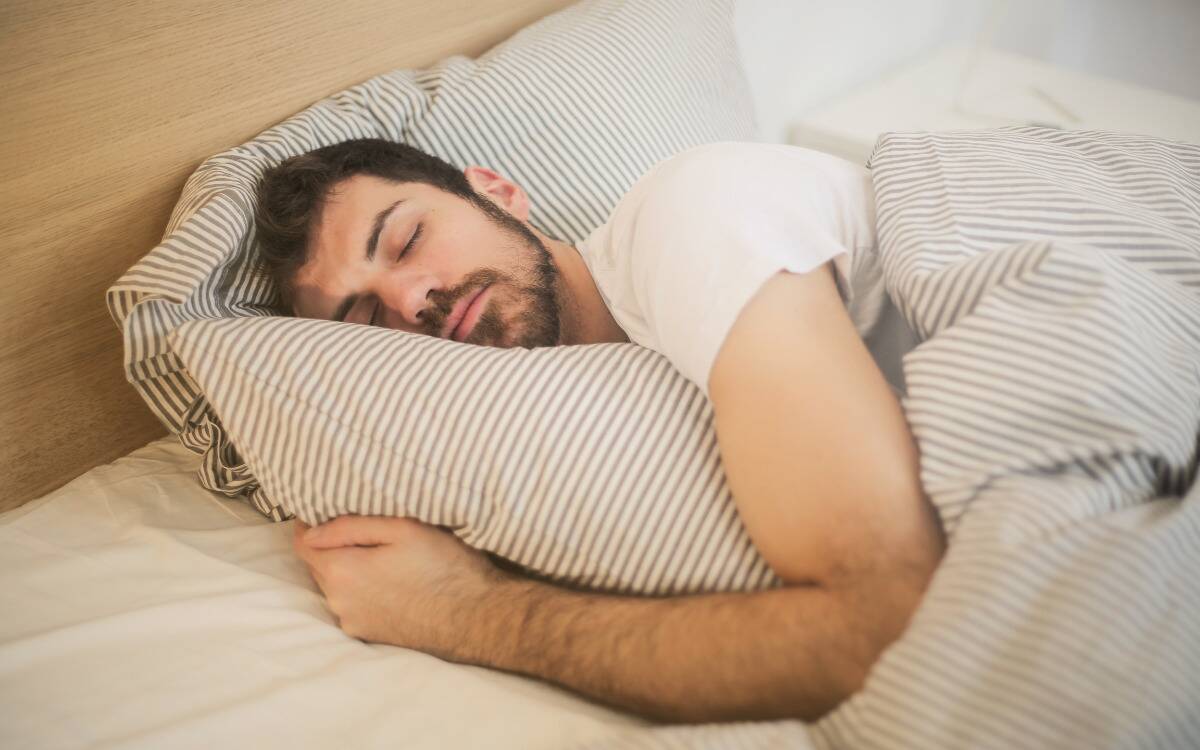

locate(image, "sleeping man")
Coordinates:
255 138 946 722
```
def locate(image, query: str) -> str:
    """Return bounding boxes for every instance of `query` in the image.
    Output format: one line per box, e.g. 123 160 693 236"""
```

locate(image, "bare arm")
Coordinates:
298 514 913 722
708 264 944 599
444 570 885 722
482 263 941 719
295 263 944 722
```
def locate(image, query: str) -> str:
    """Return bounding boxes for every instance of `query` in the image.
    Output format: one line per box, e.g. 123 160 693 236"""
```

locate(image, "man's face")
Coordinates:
290 174 562 348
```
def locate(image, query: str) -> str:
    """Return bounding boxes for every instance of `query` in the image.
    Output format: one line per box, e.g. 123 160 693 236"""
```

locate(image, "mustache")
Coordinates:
424 268 506 336
423 210 561 343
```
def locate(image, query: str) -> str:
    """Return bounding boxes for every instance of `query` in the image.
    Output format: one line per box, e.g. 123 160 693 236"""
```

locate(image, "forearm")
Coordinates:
447 575 898 723
295 513 932 721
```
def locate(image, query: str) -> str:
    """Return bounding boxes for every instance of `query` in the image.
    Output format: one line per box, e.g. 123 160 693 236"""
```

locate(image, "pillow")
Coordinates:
170 316 781 594
107 0 757 522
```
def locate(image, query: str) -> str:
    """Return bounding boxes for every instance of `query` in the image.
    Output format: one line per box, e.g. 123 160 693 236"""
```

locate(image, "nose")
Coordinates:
374 270 439 333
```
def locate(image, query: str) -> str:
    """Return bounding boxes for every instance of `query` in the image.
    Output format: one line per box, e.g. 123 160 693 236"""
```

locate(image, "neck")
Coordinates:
542 234 629 346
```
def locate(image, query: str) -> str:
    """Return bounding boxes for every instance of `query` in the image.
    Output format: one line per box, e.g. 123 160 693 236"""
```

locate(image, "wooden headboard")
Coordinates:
0 0 574 512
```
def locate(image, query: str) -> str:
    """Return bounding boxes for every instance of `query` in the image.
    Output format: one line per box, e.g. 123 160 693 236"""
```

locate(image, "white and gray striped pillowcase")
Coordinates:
106 0 757 520
577 129 1200 748
169 315 781 596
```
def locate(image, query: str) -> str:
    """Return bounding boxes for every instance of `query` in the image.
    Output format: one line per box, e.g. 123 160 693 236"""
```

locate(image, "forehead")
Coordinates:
312 174 425 249
289 175 425 315
299 176 434 275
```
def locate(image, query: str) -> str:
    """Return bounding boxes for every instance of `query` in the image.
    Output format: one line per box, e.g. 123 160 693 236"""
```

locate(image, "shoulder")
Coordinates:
645 141 866 191
587 142 867 251
630 141 870 227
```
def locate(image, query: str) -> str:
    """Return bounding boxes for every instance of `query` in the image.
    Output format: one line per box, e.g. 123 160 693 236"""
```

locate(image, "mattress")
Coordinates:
0 436 645 749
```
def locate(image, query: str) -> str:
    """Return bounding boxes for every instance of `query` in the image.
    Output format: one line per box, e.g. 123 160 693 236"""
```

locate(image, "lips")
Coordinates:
447 285 489 342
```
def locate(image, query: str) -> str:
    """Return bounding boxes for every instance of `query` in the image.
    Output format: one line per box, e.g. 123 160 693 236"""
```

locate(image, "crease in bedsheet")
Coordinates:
894 241 1200 536
808 128 1200 750
575 129 1200 750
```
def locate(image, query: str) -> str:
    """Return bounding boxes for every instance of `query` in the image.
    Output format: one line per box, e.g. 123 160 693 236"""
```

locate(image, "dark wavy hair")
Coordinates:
253 138 478 311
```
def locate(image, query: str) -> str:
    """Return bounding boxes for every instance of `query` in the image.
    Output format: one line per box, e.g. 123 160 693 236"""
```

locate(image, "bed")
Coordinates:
0 435 645 747
4 1 1200 749
0 1 650 746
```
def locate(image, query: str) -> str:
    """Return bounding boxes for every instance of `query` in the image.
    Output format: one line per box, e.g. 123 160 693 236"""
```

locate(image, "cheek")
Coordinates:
489 283 531 329
456 221 508 262
487 282 517 320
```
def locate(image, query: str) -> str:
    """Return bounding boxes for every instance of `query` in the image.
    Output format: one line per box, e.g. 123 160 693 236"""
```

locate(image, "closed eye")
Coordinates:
370 222 423 327
398 222 423 262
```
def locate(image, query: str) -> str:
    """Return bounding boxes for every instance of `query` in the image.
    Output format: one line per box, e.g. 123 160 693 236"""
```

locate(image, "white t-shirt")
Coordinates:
576 141 907 399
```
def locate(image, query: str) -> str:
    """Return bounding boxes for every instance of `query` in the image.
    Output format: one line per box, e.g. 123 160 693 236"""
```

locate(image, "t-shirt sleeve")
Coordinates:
627 145 854 398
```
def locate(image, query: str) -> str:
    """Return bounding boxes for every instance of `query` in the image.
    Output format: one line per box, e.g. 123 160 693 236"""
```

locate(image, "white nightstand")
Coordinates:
789 44 1200 164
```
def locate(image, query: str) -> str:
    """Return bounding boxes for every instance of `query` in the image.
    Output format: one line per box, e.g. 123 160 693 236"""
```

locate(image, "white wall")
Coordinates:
979 0 1200 100
735 0 1200 144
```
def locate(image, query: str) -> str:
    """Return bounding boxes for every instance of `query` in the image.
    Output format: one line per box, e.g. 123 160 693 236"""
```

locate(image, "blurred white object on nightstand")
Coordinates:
789 44 1200 164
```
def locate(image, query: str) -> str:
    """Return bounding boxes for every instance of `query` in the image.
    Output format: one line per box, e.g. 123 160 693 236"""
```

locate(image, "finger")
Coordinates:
293 518 312 552
291 545 327 591
304 514 418 549
310 566 329 593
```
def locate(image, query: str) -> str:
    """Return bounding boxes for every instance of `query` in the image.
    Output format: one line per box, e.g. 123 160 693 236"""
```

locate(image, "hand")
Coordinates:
292 515 510 657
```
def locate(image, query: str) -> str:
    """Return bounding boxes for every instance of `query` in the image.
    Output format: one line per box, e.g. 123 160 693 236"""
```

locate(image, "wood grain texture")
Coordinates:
0 0 574 512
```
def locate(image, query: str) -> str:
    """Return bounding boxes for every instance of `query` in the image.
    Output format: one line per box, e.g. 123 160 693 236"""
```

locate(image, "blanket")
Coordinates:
584 127 1200 749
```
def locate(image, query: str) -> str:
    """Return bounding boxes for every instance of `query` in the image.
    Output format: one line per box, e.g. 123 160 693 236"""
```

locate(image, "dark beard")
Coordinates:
425 196 563 348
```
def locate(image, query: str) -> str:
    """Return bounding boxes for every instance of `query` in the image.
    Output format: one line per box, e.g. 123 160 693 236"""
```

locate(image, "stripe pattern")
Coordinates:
578 129 1200 747
170 316 781 595
106 0 756 520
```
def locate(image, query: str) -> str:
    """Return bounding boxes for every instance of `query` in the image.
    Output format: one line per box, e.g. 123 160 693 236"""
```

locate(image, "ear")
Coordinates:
463 165 532 221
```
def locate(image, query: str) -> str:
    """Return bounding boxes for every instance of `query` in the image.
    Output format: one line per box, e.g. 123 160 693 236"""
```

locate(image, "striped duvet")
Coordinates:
584 128 1200 748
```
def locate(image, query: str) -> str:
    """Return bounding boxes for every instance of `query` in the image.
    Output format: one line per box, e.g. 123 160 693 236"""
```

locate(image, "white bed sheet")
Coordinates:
0 437 646 749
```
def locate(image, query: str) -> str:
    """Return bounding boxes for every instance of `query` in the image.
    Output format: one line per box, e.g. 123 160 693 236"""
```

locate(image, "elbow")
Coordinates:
802 569 935 722
829 544 944 710
817 521 946 716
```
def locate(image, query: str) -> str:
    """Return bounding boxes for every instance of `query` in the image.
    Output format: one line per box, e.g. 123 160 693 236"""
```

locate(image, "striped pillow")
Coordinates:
170 316 781 595
107 0 757 523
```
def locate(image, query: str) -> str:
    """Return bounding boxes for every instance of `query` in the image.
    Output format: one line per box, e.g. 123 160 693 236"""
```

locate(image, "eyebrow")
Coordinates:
329 199 405 322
